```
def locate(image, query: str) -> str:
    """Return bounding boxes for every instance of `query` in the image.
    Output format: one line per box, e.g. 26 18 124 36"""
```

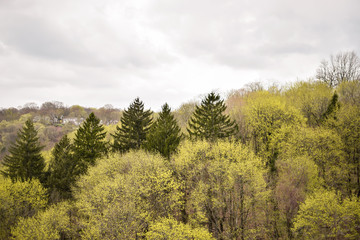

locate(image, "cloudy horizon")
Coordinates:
0 0 359 111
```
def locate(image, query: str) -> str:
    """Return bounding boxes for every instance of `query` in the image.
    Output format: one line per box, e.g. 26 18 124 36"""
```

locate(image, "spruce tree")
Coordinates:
47 135 79 200
1 119 45 182
72 112 107 173
112 98 153 153
145 103 182 159
187 92 238 141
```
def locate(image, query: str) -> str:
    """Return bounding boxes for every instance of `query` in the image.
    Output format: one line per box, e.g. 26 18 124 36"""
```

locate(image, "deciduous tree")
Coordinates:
293 190 360 239
146 217 214 240
0 178 47 239
74 151 182 239
11 201 75 240
335 104 360 196
316 51 360 87
173 100 197 133
285 81 332 127
173 140 268 239
244 91 304 164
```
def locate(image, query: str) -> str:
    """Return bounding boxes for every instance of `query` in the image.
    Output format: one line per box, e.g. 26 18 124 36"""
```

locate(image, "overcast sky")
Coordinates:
0 0 359 111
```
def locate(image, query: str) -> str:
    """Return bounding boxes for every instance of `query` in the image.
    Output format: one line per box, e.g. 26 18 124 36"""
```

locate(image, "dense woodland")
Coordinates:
1 51 360 239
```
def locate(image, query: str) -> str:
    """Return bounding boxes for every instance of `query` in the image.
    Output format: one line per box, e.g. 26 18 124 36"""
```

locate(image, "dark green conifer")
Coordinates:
145 103 182 159
187 92 238 141
72 112 107 173
321 91 340 122
112 98 153 153
1 119 45 182
47 135 78 201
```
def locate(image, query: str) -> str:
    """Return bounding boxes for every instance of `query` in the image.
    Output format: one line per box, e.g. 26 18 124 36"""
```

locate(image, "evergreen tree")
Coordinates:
321 91 340 123
73 112 107 173
1 119 45 182
145 103 182 159
47 135 79 201
187 92 238 141
112 98 153 153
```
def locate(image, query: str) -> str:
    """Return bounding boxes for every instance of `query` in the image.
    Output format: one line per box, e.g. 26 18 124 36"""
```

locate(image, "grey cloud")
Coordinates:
0 41 9 55
0 0 359 110
0 4 175 70
0 15 93 64
256 42 316 56
146 0 360 69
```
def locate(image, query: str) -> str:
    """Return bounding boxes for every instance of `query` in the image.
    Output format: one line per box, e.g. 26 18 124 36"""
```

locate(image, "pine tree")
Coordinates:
72 112 107 173
1 119 45 182
112 98 153 153
47 135 79 201
145 103 182 159
187 92 238 141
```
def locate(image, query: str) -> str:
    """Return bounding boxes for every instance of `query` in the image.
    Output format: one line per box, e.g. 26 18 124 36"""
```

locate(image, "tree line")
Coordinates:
2 92 237 193
0 51 360 239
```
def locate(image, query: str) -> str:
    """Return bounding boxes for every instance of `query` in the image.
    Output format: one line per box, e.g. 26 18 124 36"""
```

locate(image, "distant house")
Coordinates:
34 115 118 126
62 118 84 126
107 120 119 125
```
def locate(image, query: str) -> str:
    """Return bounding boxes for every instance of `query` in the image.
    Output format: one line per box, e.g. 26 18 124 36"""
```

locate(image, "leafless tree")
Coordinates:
245 81 264 92
316 51 360 87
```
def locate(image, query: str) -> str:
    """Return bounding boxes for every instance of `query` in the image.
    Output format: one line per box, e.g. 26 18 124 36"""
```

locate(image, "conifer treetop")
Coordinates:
187 92 238 141
47 134 79 201
73 112 107 170
112 97 153 153
1 119 45 182
145 103 182 159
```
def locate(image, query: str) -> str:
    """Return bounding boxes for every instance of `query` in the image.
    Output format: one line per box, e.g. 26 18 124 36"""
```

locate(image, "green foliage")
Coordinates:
334 81 360 196
47 135 79 201
285 81 332 127
112 98 153 153
74 151 182 239
11 201 73 240
187 92 238 141
320 91 340 125
145 103 182 159
335 104 360 196
293 190 360 239
244 91 304 163
145 217 215 240
271 126 346 191
72 112 107 174
0 76 359 239
0 178 47 239
68 105 87 118
173 140 268 239
1 119 45 183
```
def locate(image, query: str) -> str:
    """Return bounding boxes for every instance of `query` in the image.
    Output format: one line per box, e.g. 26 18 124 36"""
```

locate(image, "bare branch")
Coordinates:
316 51 360 87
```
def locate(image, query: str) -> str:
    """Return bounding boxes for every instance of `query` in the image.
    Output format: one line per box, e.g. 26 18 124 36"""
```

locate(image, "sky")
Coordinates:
0 0 359 111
